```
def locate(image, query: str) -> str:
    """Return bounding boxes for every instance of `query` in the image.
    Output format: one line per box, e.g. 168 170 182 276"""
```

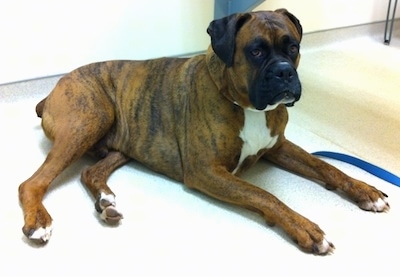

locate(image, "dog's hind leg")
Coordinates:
19 82 116 242
81 151 130 224
19 134 107 242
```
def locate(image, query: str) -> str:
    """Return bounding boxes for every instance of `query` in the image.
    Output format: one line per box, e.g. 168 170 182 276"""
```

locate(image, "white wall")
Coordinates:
1 0 398 84
255 0 400 33
0 0 214 84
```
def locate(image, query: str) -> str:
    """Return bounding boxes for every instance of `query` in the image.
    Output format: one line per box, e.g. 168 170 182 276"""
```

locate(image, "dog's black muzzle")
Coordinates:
269 61 301 106
250 61 302 110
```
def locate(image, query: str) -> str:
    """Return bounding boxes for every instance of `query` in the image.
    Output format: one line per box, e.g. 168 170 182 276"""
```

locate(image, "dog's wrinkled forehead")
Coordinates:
251 11 302 40
207 9 302 67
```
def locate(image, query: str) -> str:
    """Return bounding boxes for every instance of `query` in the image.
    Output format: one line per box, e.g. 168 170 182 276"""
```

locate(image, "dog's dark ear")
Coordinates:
207 13 251 67
275 9 303 40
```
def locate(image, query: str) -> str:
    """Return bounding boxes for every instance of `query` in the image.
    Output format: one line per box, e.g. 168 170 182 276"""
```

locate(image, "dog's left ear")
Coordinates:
207 13 251 67
275 9 303 40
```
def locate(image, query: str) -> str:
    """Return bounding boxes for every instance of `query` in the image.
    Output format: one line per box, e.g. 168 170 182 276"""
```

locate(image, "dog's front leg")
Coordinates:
184 166 334 254
264 139 389 212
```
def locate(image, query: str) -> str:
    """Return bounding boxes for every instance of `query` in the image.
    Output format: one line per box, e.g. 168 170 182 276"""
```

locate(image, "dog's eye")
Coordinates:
288 44 299 55
250 49 264 57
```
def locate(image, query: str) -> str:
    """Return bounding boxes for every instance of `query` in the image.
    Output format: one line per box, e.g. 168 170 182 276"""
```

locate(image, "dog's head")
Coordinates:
207 9 302 111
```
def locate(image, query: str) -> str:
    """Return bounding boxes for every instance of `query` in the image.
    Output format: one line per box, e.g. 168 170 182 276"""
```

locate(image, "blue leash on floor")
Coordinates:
312 151 400 187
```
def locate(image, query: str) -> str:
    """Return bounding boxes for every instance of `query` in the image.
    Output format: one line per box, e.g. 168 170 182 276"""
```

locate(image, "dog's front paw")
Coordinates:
95 192 123 225
295 230 335 255
312 236 334 254
358 193 389 212
353 182 390 212
281 214 334 255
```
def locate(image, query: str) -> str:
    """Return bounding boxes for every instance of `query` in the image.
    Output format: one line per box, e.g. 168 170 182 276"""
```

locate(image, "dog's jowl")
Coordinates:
19 9 389 254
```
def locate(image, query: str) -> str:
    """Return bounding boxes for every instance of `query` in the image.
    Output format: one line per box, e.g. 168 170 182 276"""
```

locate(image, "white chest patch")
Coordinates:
233 109 278 174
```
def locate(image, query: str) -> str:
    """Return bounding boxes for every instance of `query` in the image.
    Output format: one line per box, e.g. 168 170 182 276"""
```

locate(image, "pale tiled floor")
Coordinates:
0 21 399 276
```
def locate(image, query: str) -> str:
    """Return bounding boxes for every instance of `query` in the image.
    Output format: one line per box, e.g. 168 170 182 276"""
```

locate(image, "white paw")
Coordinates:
29 225 53 242
97 193 123 224
99 192 116 210
314 236 335 254
360 197 390 212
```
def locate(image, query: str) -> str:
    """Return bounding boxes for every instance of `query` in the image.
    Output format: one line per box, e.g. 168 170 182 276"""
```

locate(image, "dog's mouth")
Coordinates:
249 91 298 111
271 91 297 107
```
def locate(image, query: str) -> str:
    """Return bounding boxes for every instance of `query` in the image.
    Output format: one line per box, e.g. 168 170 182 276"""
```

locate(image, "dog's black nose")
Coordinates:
273 62 296 83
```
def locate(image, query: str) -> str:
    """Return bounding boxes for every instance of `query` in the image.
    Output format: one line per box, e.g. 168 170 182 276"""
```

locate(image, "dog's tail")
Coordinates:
35 97 47 118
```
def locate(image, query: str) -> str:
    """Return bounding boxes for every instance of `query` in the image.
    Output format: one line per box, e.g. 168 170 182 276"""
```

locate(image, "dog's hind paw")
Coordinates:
100 206 123 225
21 203 54 243
25 224 53 243
95 192 123 225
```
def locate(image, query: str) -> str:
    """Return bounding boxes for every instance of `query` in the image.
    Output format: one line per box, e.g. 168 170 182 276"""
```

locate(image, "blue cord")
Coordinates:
312 151 400 187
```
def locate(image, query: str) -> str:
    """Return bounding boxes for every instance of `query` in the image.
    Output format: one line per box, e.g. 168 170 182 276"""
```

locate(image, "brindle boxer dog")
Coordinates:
19 9 389 254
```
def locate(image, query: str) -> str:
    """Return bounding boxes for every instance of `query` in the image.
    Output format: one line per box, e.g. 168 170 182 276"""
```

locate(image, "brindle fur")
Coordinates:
19 10 389 254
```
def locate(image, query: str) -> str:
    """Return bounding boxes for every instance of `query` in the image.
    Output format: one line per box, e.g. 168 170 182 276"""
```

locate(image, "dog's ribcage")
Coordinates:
233 109 278 174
